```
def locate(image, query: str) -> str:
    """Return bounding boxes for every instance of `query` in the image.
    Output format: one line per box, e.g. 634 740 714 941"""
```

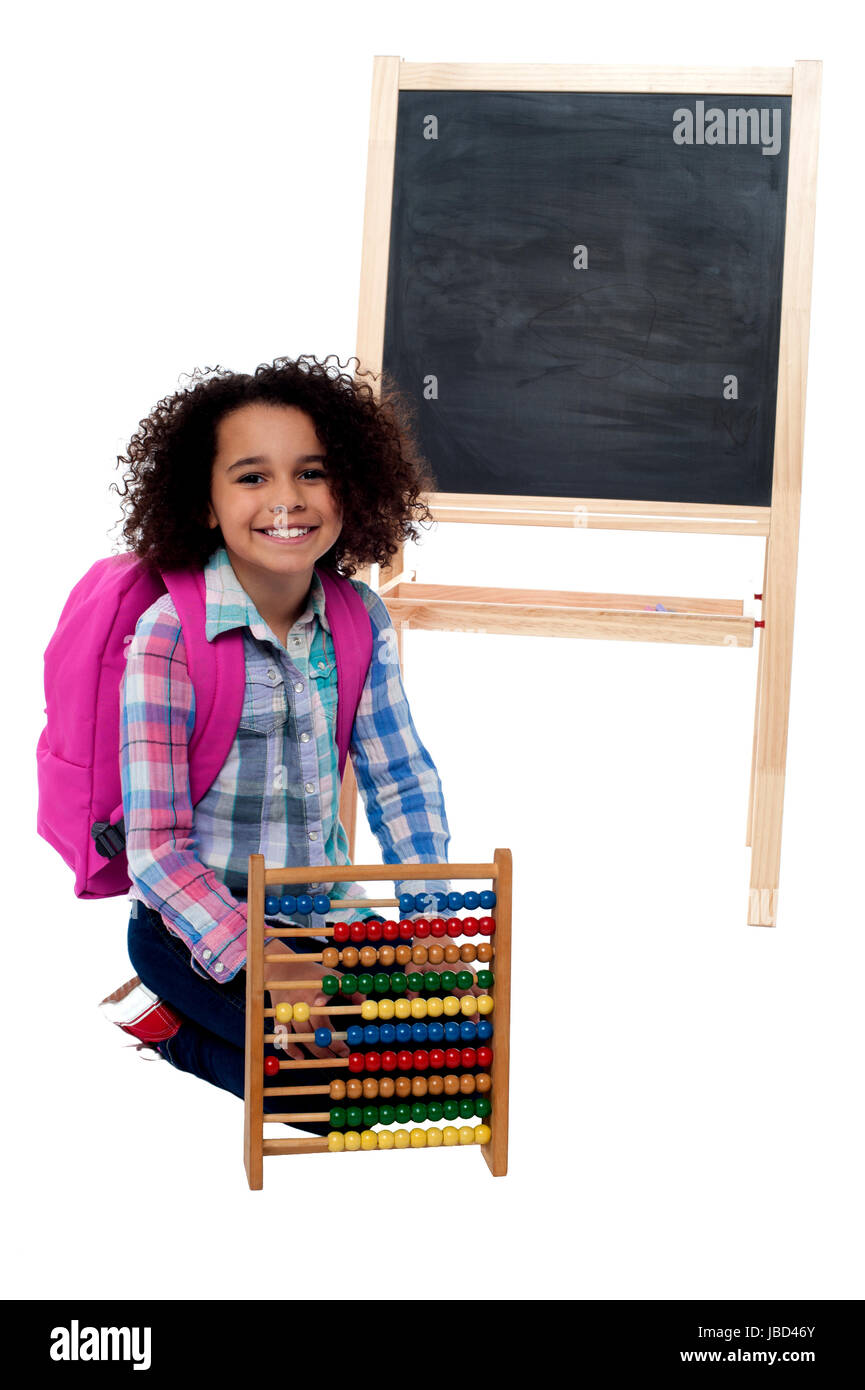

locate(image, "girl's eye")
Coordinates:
236 470 326 484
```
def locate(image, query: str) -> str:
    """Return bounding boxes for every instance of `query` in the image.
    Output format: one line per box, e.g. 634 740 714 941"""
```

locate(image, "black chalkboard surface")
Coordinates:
383 91 791 507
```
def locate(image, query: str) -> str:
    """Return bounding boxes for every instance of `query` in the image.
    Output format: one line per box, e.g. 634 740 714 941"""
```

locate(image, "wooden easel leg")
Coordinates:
746 543 769 849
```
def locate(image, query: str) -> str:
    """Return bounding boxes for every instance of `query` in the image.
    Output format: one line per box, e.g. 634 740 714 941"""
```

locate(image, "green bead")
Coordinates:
362 1105 379 1127
373 973 390 994
475 1096 492 1117
477 970 494 989
379 1104 395 1126
423 972 441 993
346 1106 363 1128
458 1097 475 1119
395 1103 411 1124
456 970 474 990
442 1099 460 1121
440 971 456 992
407 972 424 992
357 973 375 995
341 973 358 995
329 1106 346 1128
427 1100 443 1122
390 972 407 994
322 975 339 996
410 1102 427 1123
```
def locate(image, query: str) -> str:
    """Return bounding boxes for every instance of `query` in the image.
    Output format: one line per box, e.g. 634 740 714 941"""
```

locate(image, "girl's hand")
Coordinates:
263 939 353 1061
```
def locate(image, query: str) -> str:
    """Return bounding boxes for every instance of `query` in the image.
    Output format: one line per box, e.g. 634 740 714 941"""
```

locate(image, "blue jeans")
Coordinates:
126 900 386 1137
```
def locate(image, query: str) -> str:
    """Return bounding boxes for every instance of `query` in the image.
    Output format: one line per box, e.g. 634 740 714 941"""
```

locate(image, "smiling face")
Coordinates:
207 403 343 592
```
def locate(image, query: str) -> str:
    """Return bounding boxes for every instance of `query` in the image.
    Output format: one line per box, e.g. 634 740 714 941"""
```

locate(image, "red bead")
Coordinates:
263 1056 280 1077
398 919 414 941
365 1051 381 1072
413 919 431 938
444 1048 461 1069
348 1053 365 1073
461 916 479 936
446 917 462 938
476 1046 493 1067
478 916 496 936
381 1051 397 1071
350 921 367 942
333 921 350 942
430 918 447 937
382 920 399 941
366 920 382 942
428 1048 445 1069
397 1050 414 1071
461 1047 477 1068
413 1049 429 1070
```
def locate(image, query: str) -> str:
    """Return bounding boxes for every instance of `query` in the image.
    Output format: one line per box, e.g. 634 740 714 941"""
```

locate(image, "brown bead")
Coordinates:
475 1072 491 1093
322 947 339 969
427 1075 444 1095
363 1078 378 1099
360 946 377 968
411 945 427 965
346 1078 362 1100
477 943 493 963
378 945 395 967
395 1076 411 1098
427 944 444 965
443 1074 460 1096
444 944 460 963
459 1073 476 1094
460 943 476 962
411 1076 428 1096
341 947 359 969
378 1076 395 1098
395 944 412 965
330 1079 346 1100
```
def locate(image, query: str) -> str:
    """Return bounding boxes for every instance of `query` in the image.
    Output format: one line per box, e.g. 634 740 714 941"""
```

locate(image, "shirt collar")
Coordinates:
203 544 330 644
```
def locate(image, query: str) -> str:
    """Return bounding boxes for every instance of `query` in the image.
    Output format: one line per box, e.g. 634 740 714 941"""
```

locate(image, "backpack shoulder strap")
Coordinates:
316 566 374 776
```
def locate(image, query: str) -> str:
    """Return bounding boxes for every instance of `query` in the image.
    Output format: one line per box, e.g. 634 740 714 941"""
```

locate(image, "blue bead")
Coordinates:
433 891 449 913
346 1025 364 1046
427 1022 444 1043
460 1021 477 1041
314 1028 331 1047
265 896 280 915
379 1023 396 1045
279 894 296 915
313 894 331 914
411 1023 429 1043
363 1025 380 1044
463 891 480 910
479 890 496 909
444 1021 460 1043
395 1023 412 1044
414 891 432 913
295 894 314 915
477 1019 493 1040
398 893 416 915
447 891 464 910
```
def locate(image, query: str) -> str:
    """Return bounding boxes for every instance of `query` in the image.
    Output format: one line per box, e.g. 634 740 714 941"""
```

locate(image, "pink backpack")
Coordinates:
36 552 373 899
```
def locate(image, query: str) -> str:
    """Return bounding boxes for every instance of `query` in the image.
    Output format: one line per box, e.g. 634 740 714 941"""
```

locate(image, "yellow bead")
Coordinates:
459 996 477 1016
344 1131 361 1151
442 996 460 1016
377 1128 395 1150
377 998 395 1020
426 996 444 1018
474 1124 492 1145
393 1128 411 1149
476 995 494 1015
426 1126 443 1148
394 998 412 1020
275 1002 293 1023
442 1126 459 1147
410 997 428 1019
327 1131 345 1152
293 1001 310 1023
361 1000 379 1020
458 1126 474 1145
360 1129 377 1150
410 1127 427 1148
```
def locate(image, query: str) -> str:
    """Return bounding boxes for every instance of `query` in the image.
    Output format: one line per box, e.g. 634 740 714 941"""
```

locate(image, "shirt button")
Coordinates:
267 668 279 683
308 831 318 842
305 781 315 793
202 948 212 960
318 660 326 669
294 681 304 692
292 636 302 646
214 962 224 973
300 731 311 743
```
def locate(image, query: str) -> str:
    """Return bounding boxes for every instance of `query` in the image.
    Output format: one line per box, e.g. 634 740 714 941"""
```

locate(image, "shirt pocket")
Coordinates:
238 664 289 737
309 653 337 740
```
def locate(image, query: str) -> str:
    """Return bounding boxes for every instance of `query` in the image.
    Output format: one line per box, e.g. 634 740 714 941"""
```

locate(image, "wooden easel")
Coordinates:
339 59 821 928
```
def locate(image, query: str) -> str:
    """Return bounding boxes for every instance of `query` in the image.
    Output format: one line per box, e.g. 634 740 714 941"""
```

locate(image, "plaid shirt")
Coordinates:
120 545 450 983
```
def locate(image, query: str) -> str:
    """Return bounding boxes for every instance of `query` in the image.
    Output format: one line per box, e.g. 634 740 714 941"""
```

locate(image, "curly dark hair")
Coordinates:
109 354 437 577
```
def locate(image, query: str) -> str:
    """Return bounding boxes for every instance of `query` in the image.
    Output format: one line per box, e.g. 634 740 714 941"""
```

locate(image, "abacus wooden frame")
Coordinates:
243 850 512 1189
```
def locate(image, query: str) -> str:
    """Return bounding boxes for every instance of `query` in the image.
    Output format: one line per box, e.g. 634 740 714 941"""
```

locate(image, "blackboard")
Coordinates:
383 91 791 507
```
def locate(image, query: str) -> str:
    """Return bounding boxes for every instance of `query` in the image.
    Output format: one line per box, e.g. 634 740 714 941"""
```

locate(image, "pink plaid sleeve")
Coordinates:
119 594 248 983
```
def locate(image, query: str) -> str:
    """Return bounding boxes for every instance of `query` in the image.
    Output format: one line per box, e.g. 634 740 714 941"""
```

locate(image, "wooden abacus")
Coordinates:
244 850 511 1188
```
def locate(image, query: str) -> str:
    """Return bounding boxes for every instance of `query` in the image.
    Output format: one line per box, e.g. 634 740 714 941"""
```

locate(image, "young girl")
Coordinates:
105 354 461 1136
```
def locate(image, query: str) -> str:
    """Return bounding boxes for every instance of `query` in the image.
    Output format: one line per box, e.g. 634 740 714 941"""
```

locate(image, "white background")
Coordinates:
4 1 862 1301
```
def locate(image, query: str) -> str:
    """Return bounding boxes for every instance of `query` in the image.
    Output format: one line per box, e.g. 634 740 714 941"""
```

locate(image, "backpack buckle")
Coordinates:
91 819 126 858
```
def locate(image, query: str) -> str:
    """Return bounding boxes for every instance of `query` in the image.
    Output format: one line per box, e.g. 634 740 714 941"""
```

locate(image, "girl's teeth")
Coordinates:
264 527 311 538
